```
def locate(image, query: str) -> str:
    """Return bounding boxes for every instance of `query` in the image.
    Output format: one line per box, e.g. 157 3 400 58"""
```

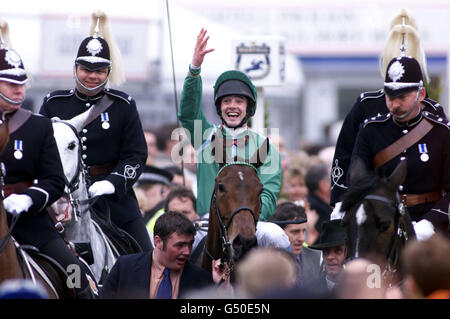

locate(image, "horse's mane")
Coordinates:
341 172 381 213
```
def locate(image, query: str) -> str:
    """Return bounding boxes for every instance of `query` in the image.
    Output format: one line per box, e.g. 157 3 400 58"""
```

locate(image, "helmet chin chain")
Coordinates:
0 91 24 106
393 83 423 121
74 65 110 94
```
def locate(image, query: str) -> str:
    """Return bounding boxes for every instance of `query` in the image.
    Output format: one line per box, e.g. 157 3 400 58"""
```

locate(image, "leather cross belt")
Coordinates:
401 190 442 207
87 163 116 177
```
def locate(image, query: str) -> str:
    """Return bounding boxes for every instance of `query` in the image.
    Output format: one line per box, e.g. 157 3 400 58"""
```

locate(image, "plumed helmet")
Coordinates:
213 70 257 117
0 19 27 85
384 56 423 97
75 36 111 71
379 9 429 83
75 10 125 86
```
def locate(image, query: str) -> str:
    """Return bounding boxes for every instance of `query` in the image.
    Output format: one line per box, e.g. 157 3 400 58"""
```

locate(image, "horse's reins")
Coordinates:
204 162 259 283
363 193 406 275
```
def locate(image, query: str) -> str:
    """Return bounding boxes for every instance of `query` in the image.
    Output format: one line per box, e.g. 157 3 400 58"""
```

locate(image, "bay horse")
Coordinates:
51 112 117 284
341 157 416 284
201 132 269 279
0 115 75 298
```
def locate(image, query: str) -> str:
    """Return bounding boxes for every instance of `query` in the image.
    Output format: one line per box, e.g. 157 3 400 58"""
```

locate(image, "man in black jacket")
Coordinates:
100 211 217 299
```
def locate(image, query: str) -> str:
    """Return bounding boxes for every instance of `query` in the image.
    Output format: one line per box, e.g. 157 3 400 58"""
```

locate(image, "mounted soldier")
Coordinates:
0 19 94 298
39 11 151 252
330 9 447 211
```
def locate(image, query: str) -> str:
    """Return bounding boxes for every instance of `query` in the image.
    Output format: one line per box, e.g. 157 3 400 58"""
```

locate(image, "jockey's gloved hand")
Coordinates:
4 194 33 215
330 201 345 220
413 219 435 241
88 180 115 198
256 221 290 249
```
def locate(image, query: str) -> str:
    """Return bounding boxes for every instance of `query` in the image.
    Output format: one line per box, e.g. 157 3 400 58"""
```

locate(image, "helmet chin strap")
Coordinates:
0 91 24 106
393 82 423 121
74 65 110 94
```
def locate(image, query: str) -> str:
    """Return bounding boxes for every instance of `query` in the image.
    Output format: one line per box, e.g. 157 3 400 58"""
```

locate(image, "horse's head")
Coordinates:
51 108 91 192
52 120 81 189
209 133 269 265
342 157 407 261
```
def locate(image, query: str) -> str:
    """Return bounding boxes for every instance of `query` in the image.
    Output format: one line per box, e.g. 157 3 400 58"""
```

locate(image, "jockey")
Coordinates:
178 28 282 222
39 11 151 251
0 21 94 298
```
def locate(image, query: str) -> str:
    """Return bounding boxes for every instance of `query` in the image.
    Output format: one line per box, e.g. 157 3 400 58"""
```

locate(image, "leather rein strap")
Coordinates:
373 118 434 169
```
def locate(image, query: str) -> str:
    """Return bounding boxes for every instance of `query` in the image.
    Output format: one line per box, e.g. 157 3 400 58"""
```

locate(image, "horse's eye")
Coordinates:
68 141 76 151
217 183 225 192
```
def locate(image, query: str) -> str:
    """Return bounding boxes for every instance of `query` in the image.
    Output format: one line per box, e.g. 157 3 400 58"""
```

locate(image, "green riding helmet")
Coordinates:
213 70 257 118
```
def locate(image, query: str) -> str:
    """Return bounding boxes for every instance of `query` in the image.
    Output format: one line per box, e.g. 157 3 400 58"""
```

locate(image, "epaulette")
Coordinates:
359 89 385 102
104 88 133 104
423 111 450 129
44 89 75 102
362 113 391 128
422 97 444 112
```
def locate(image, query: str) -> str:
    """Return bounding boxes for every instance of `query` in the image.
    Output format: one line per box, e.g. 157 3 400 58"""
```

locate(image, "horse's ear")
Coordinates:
387 159 407 190
66 107 92 133
349 156 367 186
249 138 269 168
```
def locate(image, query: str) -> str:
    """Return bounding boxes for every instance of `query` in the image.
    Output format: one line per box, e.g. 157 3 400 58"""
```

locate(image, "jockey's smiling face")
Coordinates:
0 81 25 112
220 95 248 128
154 232 194 271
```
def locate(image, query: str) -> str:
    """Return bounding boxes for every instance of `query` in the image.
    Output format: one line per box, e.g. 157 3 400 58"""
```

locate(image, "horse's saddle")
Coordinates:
90 202 143 255
14 241 76 299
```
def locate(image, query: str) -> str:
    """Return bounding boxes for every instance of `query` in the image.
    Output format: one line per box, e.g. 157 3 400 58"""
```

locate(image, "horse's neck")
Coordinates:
0 205 23 280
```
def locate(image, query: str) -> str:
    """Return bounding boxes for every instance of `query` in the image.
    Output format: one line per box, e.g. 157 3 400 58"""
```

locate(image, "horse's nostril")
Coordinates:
232 236 242 250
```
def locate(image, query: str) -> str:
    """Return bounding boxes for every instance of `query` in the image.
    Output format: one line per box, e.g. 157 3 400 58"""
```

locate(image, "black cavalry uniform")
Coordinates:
352 110 450 233
4 113 65 247
39 88 151 251
4 112 93 296
330 90 447 206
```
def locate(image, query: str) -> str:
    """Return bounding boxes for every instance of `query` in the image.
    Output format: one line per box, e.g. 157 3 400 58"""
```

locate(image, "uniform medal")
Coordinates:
101 112 110 129
14 140 23 160
418 144 429 162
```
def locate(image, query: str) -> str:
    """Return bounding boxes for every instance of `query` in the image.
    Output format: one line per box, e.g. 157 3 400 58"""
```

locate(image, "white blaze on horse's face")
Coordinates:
356 204 367 226
238 171 244 181
52 122 80 191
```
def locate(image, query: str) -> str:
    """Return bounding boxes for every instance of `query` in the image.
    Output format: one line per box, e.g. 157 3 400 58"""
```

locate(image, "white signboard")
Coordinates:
232 36 285 87
40 14 149 79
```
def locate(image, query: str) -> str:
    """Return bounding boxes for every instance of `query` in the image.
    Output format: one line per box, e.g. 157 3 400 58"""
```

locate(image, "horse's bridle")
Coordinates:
53 120 98 220
204 162 259 275
361 192 407 270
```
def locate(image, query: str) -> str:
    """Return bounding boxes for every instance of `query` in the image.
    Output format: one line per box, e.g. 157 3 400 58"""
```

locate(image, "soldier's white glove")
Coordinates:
330 201 345 220
4 194 33 215
88 180 115 197
256 221 290 250
413 220 435 241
